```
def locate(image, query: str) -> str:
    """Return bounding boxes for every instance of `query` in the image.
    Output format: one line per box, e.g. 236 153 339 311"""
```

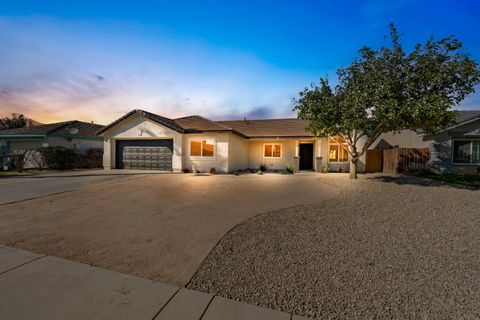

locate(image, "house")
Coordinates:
424 110 480 174
0 121 104 167
97 109 367 173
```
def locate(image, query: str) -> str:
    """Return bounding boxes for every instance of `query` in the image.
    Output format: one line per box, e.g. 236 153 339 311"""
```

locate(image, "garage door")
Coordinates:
115 140 173 170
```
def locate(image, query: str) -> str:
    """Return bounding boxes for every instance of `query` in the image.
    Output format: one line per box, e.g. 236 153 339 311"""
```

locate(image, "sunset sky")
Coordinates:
1 1 479 125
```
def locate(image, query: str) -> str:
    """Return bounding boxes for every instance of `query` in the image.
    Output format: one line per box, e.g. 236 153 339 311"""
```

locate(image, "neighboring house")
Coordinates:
97 109 367 173
0 121 104 167
424 111 480 174
370 130 430 150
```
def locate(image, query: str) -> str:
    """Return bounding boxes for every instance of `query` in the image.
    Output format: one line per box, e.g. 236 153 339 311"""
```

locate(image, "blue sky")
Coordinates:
0 0 479 124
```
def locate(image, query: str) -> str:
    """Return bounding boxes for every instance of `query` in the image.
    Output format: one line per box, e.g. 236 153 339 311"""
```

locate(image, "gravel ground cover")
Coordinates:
188 175 480 319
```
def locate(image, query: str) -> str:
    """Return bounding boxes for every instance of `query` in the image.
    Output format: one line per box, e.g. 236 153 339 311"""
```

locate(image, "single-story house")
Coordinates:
0 121 104 167
97 109 367 173
423 110 480 174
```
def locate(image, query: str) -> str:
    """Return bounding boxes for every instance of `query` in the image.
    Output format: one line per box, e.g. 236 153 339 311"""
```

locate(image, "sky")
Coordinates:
0 0 479 124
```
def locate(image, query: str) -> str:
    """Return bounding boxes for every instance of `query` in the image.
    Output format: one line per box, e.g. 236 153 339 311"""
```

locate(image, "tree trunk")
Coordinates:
349 158 358 179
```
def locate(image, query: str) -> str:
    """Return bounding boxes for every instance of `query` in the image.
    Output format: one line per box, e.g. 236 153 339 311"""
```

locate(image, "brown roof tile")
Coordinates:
217 118 314 138
0 121 103 139
174 115 233 132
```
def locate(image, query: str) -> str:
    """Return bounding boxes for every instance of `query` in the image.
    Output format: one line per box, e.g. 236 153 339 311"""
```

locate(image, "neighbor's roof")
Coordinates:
0 121 104 139
217 118 313 138
456 110 480 124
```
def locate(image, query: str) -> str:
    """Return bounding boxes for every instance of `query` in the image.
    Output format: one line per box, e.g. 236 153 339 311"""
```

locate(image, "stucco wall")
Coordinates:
228 134 249 172
182 133 229 173
46 136 103 154
370 130 429 150
248 139 297 170
101 114 183 170
427 119 480 174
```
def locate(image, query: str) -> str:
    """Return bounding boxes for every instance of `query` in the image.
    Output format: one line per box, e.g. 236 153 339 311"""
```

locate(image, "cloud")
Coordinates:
0 16 309 124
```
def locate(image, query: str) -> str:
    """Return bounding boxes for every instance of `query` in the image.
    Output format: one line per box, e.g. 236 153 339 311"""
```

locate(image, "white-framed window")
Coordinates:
328 136 349 162
263 143 282 158
190 139 215 158
452 139 480 164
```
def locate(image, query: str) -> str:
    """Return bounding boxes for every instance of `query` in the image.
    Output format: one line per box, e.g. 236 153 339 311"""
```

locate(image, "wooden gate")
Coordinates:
365 149 383 173
383 148 429 174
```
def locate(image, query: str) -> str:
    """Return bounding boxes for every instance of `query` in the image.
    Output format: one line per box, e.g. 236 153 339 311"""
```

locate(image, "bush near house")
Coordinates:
78 148 103 169
39 147 80 170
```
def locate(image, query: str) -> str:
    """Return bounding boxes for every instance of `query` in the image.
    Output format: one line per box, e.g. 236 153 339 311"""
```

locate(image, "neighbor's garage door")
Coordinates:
115 140 173 170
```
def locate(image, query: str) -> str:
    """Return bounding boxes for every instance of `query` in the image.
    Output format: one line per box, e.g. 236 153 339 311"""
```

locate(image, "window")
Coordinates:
453 139 480 164
329 136 349 162
190 140 214 157
264 144 281 158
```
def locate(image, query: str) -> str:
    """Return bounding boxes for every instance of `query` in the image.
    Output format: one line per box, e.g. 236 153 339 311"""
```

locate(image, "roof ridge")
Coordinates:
217 117 299 122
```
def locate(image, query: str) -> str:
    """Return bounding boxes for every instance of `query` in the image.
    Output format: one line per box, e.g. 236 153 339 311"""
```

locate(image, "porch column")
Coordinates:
315 140 323 172
294 140 300 170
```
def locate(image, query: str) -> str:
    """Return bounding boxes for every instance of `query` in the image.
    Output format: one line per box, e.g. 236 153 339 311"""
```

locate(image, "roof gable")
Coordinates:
97 109 184 135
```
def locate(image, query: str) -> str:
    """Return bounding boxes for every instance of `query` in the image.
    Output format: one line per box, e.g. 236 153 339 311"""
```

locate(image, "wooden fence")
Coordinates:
365 149 383 173
382 147 430 174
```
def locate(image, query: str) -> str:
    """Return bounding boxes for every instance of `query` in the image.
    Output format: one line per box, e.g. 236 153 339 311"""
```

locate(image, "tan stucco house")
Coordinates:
97 109 366 173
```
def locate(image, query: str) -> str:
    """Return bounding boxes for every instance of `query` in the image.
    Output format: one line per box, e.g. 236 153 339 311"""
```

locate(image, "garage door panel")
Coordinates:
115 140 173 170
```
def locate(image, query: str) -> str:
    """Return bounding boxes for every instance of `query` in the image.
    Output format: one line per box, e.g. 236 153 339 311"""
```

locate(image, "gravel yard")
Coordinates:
188 175 480 319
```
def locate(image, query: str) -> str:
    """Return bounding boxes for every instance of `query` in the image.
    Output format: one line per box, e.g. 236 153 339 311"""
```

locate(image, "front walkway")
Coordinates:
0 246 308 320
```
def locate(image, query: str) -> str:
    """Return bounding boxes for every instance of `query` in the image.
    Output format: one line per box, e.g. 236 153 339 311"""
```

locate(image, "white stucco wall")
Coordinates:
248 139 297 170
228 134 249 172
182 133 230 173
100 114 183 170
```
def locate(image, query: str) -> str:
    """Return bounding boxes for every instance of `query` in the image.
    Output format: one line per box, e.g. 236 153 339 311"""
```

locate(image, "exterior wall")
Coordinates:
427 119 480 174
370 130 429 150
7 140 43 151
45 136 103 154
183 133 229 173
101 113 183 171
228 134 249 172
248 139 297 170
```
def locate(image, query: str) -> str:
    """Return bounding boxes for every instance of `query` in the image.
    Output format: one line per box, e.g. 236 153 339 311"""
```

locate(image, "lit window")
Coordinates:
453 140 480 164
264 144 281 158
190 140 214 157
329 136 349 163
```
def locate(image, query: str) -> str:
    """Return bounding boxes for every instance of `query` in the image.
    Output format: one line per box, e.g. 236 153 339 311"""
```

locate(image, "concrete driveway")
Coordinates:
0 170 158 204
0 172 339 286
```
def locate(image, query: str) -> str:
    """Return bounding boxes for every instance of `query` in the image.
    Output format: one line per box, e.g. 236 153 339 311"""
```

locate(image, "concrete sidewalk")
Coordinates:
0 246 308 320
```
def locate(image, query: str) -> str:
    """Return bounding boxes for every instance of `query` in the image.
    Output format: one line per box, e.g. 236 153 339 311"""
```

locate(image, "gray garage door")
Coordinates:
115 140 173 170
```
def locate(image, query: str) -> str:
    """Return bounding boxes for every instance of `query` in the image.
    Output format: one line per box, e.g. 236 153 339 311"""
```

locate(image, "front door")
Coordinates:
299 144 314 170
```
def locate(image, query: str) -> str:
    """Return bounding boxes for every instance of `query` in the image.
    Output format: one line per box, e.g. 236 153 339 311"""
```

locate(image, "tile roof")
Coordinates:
174 115 234 133
0 121 103 139
217 118 313 138
456 110 480 124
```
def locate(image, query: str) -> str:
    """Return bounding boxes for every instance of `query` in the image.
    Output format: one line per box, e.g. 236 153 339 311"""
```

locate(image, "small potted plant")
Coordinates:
286 163 296 174
259 163 267 172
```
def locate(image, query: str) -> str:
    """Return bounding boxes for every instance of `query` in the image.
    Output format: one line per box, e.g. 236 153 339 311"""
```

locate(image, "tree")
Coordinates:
294 24 480 179
0 113 29 130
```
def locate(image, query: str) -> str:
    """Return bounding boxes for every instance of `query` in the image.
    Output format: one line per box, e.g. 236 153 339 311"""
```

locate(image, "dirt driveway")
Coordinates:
0 172 338 286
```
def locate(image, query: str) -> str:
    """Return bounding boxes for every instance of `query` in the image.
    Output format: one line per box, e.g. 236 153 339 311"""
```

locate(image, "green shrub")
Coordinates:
322 165 331 173
39 147 80 170
78 148 103 168
259 163 268 172
286 163 296 174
